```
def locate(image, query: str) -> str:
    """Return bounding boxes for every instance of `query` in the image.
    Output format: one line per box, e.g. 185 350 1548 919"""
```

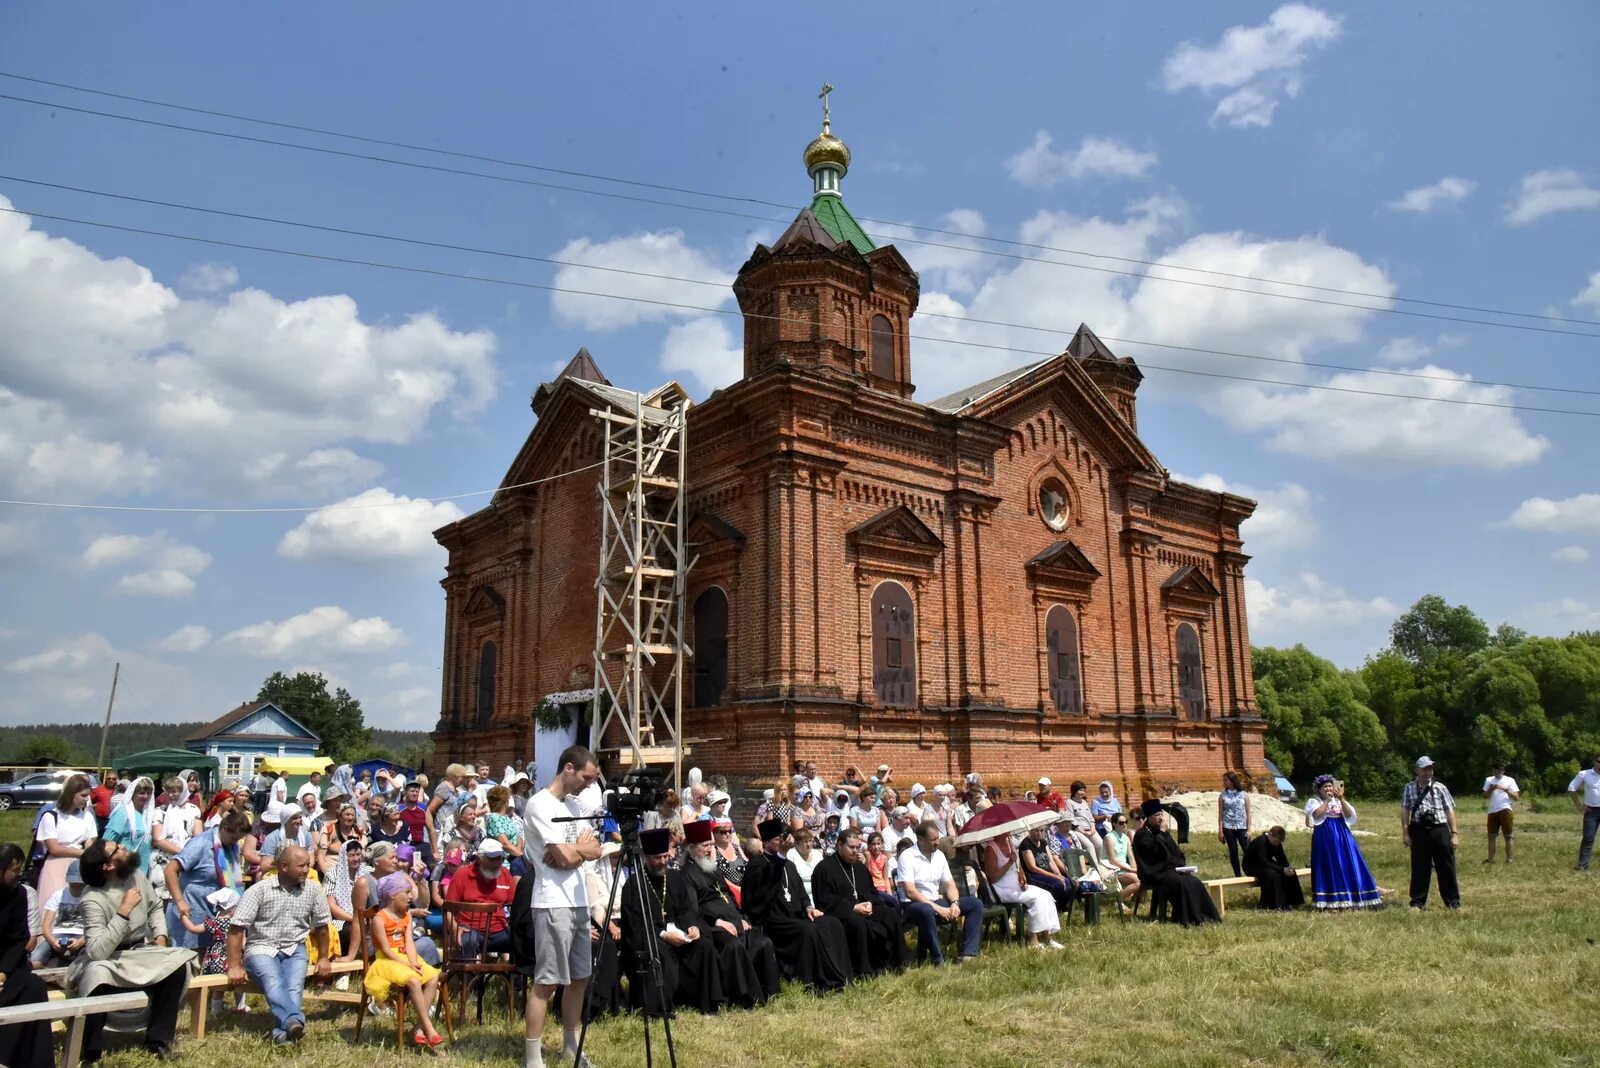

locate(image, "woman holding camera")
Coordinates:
1305 775 1382 910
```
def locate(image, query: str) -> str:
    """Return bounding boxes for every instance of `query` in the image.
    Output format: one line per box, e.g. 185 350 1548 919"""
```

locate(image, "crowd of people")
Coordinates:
0 748 1597 1066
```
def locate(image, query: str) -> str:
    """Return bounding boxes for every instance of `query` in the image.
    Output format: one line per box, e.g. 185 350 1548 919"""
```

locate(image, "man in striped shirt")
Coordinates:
1400 756 1460 910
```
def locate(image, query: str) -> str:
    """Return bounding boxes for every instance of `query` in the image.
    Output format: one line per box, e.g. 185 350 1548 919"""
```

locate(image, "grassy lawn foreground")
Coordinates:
7 800 1598 1067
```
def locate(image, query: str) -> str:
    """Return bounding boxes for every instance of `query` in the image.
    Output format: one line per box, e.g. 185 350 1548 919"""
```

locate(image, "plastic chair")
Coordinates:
439 900 520 1040
1063 848 1124 924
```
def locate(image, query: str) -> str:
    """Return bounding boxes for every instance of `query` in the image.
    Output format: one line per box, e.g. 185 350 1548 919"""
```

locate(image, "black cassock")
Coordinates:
0 882 51 1068
677 861 780 1005
809 853 907 977
1132 827 1221 927
740 851 853 993
619 868 724 1016
1242 833 1305 910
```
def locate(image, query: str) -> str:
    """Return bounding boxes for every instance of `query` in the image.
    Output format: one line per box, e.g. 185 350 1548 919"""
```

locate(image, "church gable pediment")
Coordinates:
463 584 506 622
1162 564 1220 607
687 512 746 548
1026 539 1101 598
848 505 943 568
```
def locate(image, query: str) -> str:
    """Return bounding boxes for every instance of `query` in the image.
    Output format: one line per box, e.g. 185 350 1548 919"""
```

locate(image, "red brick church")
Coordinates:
432 105 1266 797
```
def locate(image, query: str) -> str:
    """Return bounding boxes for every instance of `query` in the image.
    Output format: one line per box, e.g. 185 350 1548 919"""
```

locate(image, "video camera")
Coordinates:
605 766 668 829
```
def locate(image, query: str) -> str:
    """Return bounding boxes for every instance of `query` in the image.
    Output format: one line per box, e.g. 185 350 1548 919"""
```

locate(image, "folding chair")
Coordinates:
440 900 520 1041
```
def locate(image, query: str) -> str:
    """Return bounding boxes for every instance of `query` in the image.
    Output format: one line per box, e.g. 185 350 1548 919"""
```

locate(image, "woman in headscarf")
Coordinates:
1091 780 1122 838
151 776 202 907
1305 774 1382 910
102 776 158 877
200 789 235 830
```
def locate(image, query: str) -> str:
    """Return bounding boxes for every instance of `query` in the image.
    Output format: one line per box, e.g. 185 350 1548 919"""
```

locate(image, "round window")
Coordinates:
1038 479 1070 531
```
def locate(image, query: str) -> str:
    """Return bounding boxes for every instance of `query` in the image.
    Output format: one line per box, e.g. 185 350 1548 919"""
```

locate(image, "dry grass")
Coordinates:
12 799 1600 1067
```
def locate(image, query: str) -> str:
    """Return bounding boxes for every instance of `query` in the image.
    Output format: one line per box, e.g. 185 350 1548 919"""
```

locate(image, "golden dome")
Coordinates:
804 130 851 175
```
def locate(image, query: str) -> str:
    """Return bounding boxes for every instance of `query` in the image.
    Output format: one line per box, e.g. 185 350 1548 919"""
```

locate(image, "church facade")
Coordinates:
432 109 1266 798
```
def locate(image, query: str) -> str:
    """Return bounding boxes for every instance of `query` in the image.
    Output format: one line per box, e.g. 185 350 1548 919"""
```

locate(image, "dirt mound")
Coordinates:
1163 790 1310 834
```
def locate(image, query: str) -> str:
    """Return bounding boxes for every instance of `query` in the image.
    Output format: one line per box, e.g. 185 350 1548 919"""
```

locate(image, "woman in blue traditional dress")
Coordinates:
1304 774 1382 910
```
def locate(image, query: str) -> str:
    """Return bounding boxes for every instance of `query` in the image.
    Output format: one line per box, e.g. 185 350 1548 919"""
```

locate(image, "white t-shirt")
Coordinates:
882 821 915 855
897 845 952 901
1482 776 1520 814
1570 768 1600 807
155 802 201 852
38 809 98 847
523 790 588 909
43 886 86 936
849 805 881 832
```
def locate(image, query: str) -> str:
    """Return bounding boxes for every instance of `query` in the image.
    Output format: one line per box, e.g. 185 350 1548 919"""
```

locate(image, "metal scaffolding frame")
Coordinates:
587 382 692 789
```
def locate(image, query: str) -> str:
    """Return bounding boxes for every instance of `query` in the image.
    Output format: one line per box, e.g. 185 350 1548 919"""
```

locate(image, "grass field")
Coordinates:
6 799 1599 1067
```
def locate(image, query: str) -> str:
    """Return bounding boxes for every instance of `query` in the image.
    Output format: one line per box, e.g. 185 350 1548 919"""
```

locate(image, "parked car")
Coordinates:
1263 758 1296 803
0 769 99 810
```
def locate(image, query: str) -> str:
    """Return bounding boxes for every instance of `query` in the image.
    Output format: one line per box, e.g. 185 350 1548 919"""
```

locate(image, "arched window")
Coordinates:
870 315 895 381
1175 623 1204 721
870 580 916 708
692 587 729 708
1045 605 1082 714
476 640 498 726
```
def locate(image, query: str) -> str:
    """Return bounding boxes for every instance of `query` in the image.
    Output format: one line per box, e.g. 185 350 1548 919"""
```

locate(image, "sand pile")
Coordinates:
1162 791 1375 837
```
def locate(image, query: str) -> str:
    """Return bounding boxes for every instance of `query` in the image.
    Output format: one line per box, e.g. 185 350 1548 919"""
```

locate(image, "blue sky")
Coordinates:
1 2 1596 729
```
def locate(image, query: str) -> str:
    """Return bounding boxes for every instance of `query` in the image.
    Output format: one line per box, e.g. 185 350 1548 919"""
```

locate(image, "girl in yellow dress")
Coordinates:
365 871 444 1047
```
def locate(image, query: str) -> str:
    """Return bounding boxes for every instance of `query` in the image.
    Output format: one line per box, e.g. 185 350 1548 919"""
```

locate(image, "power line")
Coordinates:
4 88 1599 342
7 173 1594 399
6 204 1597 420
0 459 608 515
4 67 1596 331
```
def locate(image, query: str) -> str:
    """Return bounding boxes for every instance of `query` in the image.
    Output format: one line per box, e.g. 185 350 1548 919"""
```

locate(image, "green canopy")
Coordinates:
117 748 219 792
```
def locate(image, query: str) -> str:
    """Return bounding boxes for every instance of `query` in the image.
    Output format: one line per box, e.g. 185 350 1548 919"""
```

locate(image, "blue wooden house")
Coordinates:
184 700 321 783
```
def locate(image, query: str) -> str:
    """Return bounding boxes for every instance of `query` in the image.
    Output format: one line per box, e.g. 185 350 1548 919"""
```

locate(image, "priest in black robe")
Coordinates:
1243 826 1305 910
1131 799 1221 927
619 828 725 1016
0 843 51 1068
810 826 907 977
740 819 853 993
676 820 779 1005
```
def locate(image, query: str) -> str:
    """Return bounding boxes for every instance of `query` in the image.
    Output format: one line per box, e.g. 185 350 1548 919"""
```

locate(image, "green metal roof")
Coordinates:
809 194 875 255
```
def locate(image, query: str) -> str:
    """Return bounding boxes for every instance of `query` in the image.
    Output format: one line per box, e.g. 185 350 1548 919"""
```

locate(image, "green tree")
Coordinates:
1388 594 1489 666
1254 645 1397 795
256 671 371 763
4 734 93 767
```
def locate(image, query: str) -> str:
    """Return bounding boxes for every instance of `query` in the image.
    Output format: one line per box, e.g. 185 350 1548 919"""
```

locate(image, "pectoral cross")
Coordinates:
819 82 834 131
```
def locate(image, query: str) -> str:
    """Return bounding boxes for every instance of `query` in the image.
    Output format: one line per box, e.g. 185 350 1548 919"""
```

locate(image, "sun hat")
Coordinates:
205 887 241 911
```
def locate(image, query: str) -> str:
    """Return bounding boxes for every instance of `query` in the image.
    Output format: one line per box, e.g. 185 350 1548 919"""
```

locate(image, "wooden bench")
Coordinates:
1203 867 1312 918
183 958 365 1039
0 989 148 1068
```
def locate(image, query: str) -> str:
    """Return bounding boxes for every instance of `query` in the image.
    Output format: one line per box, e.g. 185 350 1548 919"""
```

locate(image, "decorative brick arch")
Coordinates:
1026 456 1083 531
869 579 917 709
691 585 730 708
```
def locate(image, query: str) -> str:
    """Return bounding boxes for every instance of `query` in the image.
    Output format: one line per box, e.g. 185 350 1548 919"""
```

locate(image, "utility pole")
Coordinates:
95 662 119 776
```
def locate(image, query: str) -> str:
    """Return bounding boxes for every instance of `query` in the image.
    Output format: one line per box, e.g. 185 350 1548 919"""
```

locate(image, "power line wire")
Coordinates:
6 204 1596 420
0 459 608 514
4 67 1596 330
5 88 1599 341
7 174 1594 398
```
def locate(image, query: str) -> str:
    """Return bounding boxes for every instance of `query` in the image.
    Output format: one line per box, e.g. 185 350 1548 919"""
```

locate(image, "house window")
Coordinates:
1045 605 1082 714
692 587 729 708
477 640 498 727
1176 622 1205 721
870 580 916 708
225 754 242 778
870 315 895 380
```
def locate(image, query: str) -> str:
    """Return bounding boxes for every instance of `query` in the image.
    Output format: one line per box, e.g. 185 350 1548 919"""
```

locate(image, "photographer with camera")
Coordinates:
521 745 602 1068
1401 756 1460 910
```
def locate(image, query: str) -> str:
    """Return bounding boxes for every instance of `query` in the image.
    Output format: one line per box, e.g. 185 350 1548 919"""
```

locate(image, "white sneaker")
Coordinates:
1045 940 1066 950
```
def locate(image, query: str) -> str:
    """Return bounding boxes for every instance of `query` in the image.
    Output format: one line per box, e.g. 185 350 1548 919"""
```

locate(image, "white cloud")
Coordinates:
1246 572 1397 639
1525 598 1600 630
0 199 496 500
375 686 439 729
6 633 109 674
1573 270 1600 312
372 661 422 681
1162 4 1343 128
0 632 206 725
659 317 744 397
1387 177 1477 213
1214 366 1549 470
1505 169 1600 225
278 488 464 567
155 624 213 653
178 262 239 294
83 531 211 597
877 210 991 296
549 230 731 331
114 569 196 598
1552 545 1591 565
1006 132 1157 188
1375 337 1433 365
1171 473 1314 550
1505 494 1600 537
222 605 404 658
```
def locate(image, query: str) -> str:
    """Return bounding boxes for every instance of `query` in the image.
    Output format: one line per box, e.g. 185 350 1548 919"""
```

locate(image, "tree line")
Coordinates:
1256 594 1600 797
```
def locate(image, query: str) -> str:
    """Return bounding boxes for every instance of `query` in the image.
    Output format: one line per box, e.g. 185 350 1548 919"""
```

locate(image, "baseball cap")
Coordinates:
762 789 775 802
891 805 909 818
65 860 82 883
476 839 505 858
1038 776 1052 787
877 764 891 774
1415 756 1435 768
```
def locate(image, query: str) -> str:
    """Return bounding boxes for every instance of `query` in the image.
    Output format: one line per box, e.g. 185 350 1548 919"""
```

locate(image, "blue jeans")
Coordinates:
245 945 307 1041
457 928 512 959
904 896 982 963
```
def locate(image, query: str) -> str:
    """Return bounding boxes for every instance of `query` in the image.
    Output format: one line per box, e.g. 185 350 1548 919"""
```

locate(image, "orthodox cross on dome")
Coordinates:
803 81 852 200
819 82 834 134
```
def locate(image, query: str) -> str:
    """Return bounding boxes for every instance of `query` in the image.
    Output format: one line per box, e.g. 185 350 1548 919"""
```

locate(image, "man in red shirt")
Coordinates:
89 776 114 822
444 838 516 958
396 781 433 864
1035 776 1066 812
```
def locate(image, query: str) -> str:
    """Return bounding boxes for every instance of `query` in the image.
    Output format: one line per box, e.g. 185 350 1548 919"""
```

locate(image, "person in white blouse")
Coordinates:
1304 775 1382 910
785 828 823 906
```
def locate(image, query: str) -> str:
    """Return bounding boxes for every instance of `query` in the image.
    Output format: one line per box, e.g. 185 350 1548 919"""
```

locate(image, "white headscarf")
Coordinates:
114 776 157 849
176 768 200 808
